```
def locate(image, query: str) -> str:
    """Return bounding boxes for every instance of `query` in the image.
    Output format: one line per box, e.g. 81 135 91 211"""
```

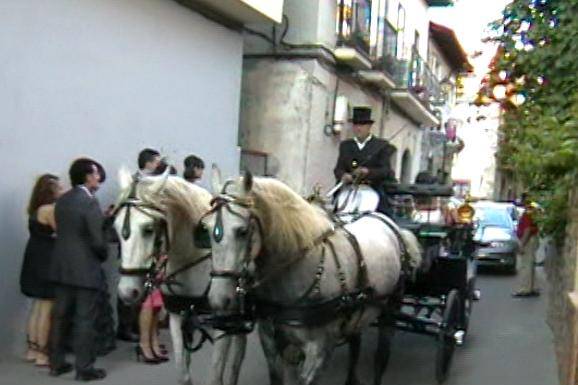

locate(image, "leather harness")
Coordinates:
205 192 411 331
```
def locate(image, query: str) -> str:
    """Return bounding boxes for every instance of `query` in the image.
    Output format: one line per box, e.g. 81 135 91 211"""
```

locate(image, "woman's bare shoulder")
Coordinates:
36 204 55 224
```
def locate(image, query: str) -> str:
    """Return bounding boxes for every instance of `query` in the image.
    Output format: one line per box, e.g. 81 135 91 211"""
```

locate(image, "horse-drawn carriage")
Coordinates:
383 183 477 383
114 168 477 385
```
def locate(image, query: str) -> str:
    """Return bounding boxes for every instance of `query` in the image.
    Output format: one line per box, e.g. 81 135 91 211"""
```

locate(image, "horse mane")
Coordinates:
139 176 212 224
244 177 333 257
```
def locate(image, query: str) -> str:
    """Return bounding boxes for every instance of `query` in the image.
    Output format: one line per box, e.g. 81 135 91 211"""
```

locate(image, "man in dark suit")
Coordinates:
334 106 396 213
49 158 108 381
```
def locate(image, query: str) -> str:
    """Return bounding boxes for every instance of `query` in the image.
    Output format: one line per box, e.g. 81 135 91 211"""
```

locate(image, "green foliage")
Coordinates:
490 0 578 243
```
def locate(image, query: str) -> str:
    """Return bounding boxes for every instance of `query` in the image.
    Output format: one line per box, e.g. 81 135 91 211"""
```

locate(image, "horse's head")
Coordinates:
116 167 170 304
205 170 262 313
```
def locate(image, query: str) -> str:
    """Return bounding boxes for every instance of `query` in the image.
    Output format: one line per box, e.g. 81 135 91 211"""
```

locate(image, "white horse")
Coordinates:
115 168 246 385
204 173 421 385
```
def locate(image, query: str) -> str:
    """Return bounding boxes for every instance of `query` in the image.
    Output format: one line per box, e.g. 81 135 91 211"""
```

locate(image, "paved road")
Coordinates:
0 269 558 385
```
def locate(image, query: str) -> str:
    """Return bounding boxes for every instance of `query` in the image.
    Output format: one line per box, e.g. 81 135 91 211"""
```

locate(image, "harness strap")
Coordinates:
165 252 212 281
296 244 327 301
325 238 349 295
340 227 368 289
250 227 336 290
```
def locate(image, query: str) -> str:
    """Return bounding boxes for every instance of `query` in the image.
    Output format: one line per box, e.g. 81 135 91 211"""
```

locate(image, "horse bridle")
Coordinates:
205 194 261 282
114 181 170 280
199 193 263 330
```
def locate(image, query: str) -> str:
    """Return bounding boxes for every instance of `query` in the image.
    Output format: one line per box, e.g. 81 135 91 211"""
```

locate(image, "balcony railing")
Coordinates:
335 3 444 112
373 19 398 78
336 0 372 56
402 48 443 108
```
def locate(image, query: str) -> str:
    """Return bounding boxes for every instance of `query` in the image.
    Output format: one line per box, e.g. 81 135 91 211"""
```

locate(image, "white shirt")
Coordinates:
79 185 94 198
354 135 373 151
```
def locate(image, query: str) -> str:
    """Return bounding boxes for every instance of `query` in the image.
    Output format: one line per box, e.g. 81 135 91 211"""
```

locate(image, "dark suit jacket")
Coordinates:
51 187 107 290
334 136 395 188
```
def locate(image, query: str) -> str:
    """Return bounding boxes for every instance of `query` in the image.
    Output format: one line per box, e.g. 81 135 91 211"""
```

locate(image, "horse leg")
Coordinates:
299 341 330 385
207 331 232 385
223 334 247 385
258 321 284 385
345 334 363 385
373 314 394 385
169 312 192 385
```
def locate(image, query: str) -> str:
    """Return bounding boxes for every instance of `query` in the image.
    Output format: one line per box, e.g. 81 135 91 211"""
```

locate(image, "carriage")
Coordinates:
115 169 478 385
382 183 478 383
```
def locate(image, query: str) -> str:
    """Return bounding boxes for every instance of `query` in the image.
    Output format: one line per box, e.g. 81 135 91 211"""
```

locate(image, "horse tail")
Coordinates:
399 229 422 271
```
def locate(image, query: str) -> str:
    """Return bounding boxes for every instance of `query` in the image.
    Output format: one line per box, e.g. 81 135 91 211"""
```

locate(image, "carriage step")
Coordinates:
473 289 481 301
454 330 465 346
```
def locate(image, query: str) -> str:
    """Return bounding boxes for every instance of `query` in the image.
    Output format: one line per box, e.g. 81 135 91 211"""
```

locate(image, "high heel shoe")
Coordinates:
34 345 50 367
152 347 169 362
135 346 161 364
25 338 38 362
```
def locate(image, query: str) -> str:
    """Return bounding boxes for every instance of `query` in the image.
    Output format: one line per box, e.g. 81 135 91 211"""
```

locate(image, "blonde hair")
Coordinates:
140 177 212 224
242 178 333 257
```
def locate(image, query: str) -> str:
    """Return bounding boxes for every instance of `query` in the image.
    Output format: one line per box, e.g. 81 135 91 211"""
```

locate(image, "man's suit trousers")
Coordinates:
50 284 100 372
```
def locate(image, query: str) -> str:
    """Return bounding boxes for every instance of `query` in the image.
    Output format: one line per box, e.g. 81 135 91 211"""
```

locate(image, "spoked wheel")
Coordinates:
459 279 475 336
458 259 478 342
435 289 460 383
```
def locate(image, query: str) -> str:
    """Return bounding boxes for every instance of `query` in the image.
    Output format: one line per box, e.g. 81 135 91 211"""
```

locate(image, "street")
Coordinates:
0 268 557 385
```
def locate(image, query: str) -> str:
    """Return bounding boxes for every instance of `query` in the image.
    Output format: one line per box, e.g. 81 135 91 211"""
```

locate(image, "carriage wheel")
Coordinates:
460 278 475 335
435 289 460 384
460 260 478 337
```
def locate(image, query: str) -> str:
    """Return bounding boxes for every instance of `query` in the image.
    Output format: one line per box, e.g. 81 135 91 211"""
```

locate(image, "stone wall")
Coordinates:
546 186 578 385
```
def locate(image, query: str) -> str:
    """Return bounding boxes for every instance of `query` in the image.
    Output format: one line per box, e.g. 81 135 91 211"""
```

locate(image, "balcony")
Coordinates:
176 0 283 24
333 2 441 126
358 19 398 89
389 48 441 127
334 0 373 69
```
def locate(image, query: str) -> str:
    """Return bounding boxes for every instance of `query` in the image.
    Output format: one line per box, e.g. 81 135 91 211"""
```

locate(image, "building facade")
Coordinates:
239 0 468 194
0 0 282 356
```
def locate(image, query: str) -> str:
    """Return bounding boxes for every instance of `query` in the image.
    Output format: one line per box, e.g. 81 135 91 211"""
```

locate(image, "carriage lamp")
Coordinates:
457 201 475 224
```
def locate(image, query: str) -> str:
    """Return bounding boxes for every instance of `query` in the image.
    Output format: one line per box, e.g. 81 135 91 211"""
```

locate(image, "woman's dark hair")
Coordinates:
152 159 177 176
69 158 104 186
138 148 160 170
183 155 204 181
184 155 204 170
27 174 59 215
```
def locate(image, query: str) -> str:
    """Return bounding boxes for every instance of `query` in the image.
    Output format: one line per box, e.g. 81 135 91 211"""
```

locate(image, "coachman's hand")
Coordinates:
341 173 354 184
352 167 369 177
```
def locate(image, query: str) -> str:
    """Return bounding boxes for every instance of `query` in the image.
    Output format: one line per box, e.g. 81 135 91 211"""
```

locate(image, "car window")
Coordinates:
474 207 513 228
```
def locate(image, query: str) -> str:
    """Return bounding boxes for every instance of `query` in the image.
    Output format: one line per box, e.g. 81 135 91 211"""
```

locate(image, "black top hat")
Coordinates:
350 106 374 124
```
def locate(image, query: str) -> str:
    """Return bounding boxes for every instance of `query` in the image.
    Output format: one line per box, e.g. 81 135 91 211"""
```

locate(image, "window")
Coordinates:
396 4 405 60
336 0 373 54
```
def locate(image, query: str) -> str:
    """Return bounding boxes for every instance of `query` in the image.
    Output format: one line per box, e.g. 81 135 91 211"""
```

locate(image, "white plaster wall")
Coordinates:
387 0 430 59
0 0 243 355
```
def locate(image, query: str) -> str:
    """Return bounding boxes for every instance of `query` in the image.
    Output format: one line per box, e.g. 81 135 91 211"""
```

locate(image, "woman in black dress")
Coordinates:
20 174 63 366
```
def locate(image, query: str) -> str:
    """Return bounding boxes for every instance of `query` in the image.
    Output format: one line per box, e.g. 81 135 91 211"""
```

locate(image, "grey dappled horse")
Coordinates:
204 172 421 385
115 168 246 385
